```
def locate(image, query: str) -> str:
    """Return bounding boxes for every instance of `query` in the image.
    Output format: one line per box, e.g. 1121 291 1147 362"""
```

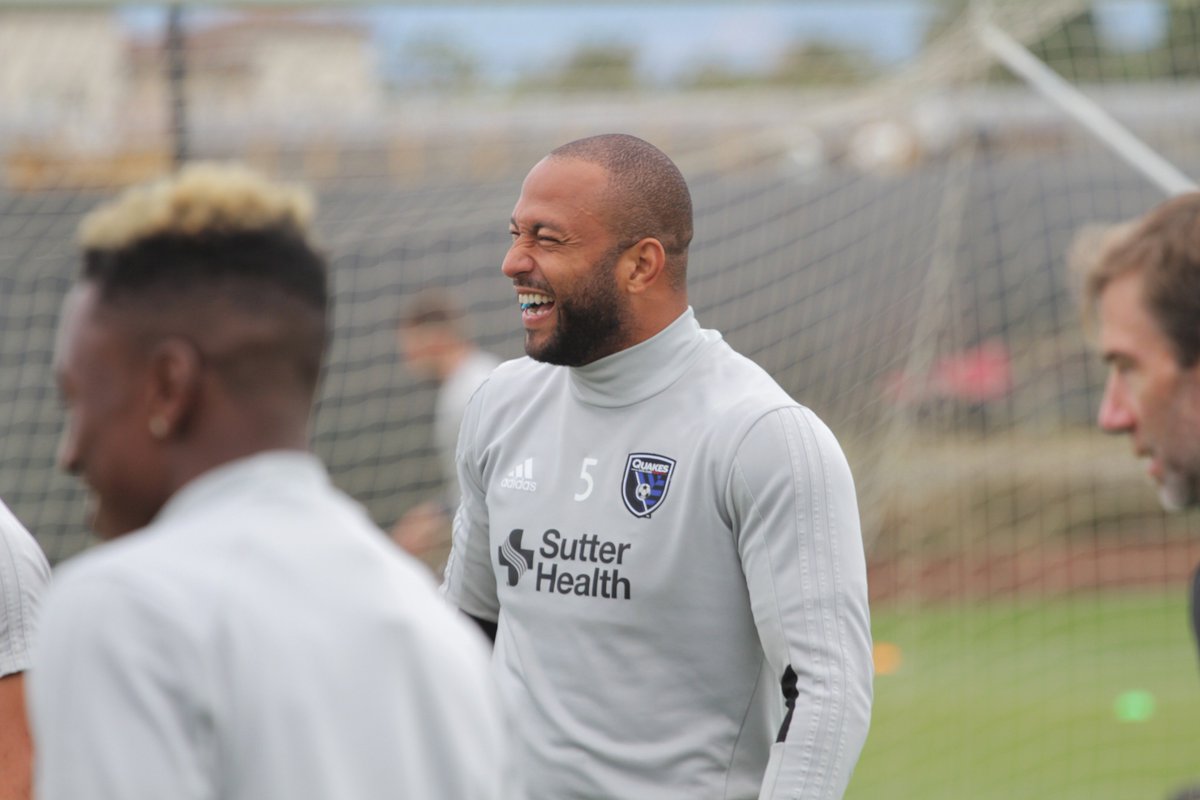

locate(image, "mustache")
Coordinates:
513 279 552 294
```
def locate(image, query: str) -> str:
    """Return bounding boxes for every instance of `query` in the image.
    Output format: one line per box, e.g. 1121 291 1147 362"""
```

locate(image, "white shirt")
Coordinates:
444 308 873 800
31 451 519 800
436 349 503 507
0 498 50 677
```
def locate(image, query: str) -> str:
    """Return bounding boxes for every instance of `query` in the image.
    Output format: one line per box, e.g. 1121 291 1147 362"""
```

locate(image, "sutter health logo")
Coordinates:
498 528 632 599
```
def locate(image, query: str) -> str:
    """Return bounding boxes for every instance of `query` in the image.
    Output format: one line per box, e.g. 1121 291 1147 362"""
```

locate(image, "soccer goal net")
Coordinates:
2 1 1199 796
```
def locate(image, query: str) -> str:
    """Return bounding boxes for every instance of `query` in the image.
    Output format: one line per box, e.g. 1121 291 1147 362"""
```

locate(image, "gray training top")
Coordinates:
32 452 519 800
444 308 873 800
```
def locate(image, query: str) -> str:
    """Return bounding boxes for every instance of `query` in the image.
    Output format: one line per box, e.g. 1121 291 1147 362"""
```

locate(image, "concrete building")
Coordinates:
0 11 124 152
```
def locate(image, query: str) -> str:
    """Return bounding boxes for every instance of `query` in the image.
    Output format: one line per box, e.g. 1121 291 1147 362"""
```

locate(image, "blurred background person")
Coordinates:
1077 197 1200 514
0 498 50 800
391 290 500 575
1073 198 1200 799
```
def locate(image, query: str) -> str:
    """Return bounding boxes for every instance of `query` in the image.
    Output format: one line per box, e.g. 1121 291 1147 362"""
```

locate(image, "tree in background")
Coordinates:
767 39 874 86
922 1 1187 83
388 35 478 93
920 0 967 48
678 37 871 90
517 42 639 92
1161 2 1200 77
1025 8 1106 81
677 58 759 90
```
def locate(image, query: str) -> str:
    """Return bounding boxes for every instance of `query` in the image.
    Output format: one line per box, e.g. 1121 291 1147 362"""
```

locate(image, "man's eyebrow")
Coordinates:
1102 350 1133 366
509 219 563 235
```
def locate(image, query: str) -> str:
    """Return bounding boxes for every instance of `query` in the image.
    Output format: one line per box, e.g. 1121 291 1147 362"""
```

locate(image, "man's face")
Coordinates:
397 324 441 380
502 157 631 366
1096 270 1200 510
55 285 171 539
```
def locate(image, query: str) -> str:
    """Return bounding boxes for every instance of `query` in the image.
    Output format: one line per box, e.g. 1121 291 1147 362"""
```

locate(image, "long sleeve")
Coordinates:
441 381 500 622
0 500 50 678
729 406 873 800
29 573 213 800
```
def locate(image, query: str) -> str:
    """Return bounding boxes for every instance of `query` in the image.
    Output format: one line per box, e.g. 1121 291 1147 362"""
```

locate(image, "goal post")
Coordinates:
977 12 1197 195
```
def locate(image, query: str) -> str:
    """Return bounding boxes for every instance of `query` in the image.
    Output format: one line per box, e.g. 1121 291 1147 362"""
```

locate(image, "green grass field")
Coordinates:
846 590 1200 800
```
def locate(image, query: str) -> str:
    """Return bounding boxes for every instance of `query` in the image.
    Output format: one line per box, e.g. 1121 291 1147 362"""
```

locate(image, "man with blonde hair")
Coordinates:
31 164 517 799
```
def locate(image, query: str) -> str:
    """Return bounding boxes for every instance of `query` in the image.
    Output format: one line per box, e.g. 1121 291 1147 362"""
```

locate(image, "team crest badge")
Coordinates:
622 452 676 518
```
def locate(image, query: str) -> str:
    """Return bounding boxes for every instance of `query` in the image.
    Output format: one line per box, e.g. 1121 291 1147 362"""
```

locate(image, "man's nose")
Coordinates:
1097 372 1135 433
501 244 531 279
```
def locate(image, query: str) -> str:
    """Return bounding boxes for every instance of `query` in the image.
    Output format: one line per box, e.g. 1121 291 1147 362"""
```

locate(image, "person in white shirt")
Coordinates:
443 133 873 799
0 499 50 800
391 290 501 575
31 163 518 800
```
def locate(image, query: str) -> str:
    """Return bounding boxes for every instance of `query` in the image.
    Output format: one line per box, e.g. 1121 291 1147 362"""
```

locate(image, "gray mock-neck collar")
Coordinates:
155 450 326 526
567 307 720 408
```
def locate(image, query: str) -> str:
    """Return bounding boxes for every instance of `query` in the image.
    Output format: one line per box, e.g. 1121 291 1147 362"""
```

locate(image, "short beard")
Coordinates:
526 244 630 367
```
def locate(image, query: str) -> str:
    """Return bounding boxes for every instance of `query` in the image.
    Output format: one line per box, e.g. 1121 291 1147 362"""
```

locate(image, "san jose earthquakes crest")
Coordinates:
622 453 676 518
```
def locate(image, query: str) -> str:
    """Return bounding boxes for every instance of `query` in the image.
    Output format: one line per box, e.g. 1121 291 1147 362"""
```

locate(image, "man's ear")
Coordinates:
144 337 204 440
622 237 668 295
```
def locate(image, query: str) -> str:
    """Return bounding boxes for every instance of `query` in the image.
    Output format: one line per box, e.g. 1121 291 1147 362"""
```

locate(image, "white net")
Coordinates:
3 2 1200 796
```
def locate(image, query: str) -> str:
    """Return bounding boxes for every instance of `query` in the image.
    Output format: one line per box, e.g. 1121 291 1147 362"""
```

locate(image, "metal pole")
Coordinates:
166 4 188 169
978 18 1196 196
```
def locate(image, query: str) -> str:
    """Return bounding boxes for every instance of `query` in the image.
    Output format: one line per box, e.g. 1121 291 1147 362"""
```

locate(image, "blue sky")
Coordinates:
122 1 1167 85
371 3 935 82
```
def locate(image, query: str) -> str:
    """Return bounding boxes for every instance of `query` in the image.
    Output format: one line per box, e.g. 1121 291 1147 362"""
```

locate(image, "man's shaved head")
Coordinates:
548 134 693 288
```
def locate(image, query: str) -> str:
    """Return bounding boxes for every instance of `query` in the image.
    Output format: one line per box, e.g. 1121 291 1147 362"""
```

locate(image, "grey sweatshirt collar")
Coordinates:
567 306 720 408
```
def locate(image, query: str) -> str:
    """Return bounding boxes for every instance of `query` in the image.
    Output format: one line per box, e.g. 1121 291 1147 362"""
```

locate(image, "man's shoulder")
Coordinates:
48 530 167 600
0 499 49 675
472 356 562 405
0 499 50 582
37 531 190 652
678 336 845 462
489 354 555 380
694 337 800 413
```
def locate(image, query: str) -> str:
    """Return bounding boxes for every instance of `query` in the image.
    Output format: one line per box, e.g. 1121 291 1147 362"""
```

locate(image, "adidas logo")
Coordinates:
500 458 538 492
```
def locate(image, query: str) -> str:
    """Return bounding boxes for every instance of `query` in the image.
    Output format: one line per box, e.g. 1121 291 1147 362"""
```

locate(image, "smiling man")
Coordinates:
31 163 516 800
443 134 873 800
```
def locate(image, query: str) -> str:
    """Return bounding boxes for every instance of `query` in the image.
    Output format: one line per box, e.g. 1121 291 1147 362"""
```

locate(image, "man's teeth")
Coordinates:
519 292 553 310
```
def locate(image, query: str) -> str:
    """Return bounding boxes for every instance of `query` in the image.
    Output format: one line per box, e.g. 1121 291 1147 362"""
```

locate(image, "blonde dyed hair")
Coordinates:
79 162 315 252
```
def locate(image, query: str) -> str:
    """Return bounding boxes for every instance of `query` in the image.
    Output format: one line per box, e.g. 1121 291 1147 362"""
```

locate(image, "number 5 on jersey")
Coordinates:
574 458 599 501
